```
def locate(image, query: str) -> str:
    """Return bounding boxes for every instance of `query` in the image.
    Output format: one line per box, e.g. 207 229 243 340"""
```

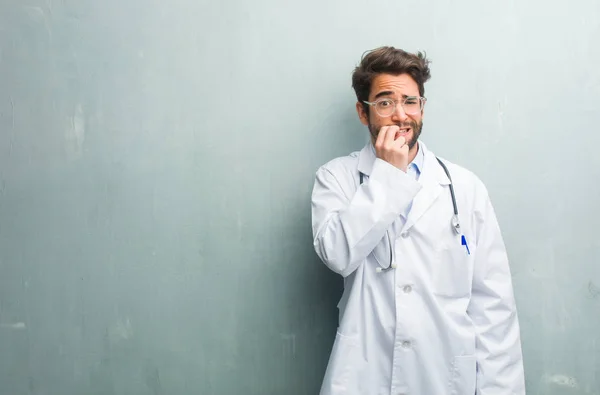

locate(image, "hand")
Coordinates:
374 125 409 172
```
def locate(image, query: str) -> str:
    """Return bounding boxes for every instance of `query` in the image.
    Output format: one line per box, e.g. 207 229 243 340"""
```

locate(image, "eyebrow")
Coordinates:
373 91 416 100
373 90 394 99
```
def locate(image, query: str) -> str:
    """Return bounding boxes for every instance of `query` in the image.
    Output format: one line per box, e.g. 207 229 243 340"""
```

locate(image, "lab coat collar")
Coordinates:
357 140 451 232
402 144 448 232
357 140 451 186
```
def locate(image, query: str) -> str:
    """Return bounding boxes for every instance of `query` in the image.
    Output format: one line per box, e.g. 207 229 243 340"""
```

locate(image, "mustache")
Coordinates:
391 121 417 129
373 121 417 134
368 120 422 142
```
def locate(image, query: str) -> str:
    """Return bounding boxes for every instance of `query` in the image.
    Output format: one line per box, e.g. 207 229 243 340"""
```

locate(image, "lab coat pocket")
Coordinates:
320 331 360 395
433 239 472 298
451 355 476 395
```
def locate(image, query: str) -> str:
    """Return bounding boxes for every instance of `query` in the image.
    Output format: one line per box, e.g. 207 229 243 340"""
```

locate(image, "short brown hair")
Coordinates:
352 46 431 112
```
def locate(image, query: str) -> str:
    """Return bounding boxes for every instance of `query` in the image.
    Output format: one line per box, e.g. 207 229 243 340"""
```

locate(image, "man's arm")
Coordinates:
468 182 526 394
311 158 420 277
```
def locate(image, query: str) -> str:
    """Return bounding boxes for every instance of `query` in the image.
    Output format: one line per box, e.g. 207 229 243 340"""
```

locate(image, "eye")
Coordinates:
377 99 394 107
405 99 418 105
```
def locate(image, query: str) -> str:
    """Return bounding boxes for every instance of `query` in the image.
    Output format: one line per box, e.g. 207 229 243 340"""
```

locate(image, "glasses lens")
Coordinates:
376 99 395 117
403 98 422 114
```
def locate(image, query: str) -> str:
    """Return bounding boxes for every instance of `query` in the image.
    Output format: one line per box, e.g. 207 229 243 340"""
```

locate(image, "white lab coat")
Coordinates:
311 141 525 395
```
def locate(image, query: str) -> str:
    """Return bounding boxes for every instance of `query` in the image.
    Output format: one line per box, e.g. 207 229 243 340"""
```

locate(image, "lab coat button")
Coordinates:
403 285 412 293
401 232 409 238
402 340 411 348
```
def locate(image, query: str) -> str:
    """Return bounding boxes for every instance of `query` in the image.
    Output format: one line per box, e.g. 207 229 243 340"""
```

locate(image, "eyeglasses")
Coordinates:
363 96 427 117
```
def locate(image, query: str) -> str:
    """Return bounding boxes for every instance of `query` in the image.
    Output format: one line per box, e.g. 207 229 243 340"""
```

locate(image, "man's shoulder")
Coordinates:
315 149 361 176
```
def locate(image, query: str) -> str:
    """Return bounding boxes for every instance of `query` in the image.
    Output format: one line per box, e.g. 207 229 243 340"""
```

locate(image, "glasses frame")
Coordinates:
363 96 427 117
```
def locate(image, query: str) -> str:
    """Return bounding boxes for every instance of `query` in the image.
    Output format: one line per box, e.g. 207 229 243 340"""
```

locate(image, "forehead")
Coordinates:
370 73 419 99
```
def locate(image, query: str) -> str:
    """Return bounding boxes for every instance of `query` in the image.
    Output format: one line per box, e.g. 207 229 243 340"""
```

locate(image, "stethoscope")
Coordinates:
360 157 470 272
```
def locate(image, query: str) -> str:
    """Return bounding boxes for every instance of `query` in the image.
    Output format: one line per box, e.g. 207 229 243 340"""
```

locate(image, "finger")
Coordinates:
394 135 406 148
393 127 405 141
384 125 399 147
399 142 410 156
375 126 388 148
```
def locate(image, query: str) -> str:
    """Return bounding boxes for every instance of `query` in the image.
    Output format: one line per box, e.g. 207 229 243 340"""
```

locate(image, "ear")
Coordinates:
356 101 369 126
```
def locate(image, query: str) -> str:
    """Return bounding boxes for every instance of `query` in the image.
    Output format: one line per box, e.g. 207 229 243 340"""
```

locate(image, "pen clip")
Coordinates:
461 235 470 255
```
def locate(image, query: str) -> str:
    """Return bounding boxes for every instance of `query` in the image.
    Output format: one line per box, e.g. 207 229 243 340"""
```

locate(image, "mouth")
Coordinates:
395 127 412 139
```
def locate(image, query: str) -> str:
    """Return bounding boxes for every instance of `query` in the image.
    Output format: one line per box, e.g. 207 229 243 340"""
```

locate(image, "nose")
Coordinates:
391 103 408 122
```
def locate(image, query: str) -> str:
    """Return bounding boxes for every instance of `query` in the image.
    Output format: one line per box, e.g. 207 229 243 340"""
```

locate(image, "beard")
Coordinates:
369 119 423 150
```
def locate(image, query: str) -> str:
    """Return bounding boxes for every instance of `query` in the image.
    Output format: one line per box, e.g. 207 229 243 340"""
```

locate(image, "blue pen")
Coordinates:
461 235 470 255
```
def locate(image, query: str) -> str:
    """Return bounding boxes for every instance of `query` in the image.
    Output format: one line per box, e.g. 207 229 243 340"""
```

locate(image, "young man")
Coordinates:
311 47 526 395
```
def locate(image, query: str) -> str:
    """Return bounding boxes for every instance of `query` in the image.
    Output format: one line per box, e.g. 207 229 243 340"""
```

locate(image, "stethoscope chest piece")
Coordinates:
451 214 461 235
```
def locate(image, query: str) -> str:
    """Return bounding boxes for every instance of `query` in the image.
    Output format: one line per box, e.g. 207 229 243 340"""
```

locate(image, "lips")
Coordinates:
395 128 411 139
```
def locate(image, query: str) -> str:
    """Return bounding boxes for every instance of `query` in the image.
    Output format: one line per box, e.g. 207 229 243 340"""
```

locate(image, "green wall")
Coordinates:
1 1 599 394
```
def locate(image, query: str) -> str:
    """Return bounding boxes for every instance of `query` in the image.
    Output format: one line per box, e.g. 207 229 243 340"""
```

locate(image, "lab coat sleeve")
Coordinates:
468 184 526 394
311 158 421 277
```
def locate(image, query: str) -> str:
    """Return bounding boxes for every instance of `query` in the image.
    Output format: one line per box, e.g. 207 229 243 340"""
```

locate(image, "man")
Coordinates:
311 46 526 395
